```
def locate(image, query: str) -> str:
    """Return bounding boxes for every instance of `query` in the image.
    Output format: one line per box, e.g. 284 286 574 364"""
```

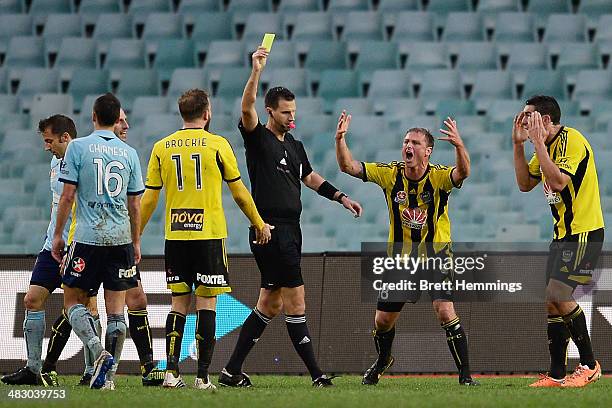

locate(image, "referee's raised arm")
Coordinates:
241 47 269 132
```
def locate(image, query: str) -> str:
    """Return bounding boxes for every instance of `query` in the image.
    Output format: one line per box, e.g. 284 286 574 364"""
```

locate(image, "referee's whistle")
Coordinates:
289 122 296 129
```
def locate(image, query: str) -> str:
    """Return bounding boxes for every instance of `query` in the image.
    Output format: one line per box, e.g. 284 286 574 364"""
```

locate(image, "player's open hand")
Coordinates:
51 236 65 263
251 46 269 72
527 111 547 146
341 196 363 218
253 223 274 245
438 117 464 148
335 110 352 141
512 111 529 145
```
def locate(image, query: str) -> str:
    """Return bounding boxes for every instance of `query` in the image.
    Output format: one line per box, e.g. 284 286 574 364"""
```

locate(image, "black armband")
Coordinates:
317 180 339 201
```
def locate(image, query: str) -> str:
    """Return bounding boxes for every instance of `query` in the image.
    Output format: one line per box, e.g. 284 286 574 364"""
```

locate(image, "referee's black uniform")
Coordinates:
238 120 313 289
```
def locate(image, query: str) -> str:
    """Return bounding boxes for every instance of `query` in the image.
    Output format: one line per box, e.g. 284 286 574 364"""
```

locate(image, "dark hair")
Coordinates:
407 127 434 148
525 95 561 124
93 93 121 126
178 89 210 121
38 114 77 139
264 86 295 109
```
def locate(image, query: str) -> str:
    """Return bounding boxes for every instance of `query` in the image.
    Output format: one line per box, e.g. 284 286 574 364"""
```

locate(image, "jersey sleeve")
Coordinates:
554 135 586 176
296 141 313 180
527 152 542 179
218 139 241 183
238 119 264 150
362 162 394 189
436 165 461 192
145 143 163 189
127 149 145 195
58 142 80 185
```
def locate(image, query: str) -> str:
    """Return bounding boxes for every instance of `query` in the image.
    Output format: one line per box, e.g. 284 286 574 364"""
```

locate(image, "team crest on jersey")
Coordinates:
171 208 204 231
401 207 427 229
543 182 561 205
562 250 573 263
420 191 432 203
394 191 407 205
72 257 86 273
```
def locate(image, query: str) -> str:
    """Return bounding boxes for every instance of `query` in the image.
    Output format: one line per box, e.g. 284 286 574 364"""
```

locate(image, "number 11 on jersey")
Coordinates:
171 153 202 191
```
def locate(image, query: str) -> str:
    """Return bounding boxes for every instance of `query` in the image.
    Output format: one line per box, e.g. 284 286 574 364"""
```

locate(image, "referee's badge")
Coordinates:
394 191 407 205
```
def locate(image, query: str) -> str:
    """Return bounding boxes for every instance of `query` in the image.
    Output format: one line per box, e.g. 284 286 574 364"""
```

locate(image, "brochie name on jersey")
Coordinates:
88 143 129 157
165 138 207 149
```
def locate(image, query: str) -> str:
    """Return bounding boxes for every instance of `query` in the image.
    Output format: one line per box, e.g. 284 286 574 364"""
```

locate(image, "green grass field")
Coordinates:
1 375 610 408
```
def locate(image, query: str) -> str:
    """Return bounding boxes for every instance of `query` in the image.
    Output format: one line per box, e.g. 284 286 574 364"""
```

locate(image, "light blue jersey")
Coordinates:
43 156 73 251
59 130 145 246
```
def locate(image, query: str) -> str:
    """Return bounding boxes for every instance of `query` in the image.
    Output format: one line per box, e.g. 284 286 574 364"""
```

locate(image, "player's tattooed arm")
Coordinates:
439 117 470 185
51 183 76 262
335 110 363 179
241 47 268 132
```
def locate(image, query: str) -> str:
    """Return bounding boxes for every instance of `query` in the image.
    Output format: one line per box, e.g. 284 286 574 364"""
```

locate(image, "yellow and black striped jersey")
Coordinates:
528 126 604 240
361 161 461 255
145 128 241 240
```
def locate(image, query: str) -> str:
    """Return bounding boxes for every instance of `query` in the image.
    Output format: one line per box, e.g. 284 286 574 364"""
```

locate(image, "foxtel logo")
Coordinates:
170 209 204 231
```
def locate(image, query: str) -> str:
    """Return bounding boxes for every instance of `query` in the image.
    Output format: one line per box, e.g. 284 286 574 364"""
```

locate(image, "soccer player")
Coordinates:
335 112 478 386
512 95 603 388
140 89 272 390
51 93 144 390
218 47 362 388
1 115 77 387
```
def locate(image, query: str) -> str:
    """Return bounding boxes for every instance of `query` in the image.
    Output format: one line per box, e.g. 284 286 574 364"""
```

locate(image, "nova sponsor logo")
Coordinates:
170 209 204 231
401 207 427 229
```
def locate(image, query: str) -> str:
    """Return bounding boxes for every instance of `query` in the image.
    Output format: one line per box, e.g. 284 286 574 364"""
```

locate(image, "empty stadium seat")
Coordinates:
261 68 308 96
504 43 547 71
177 0 221 14
377 0 418 12
0 0 20 13
390 12 435 42
29 94 73 127
243 40 296 70
426 0 470 15
519 69 565 100
417 70 461 100
434 99 475 119
332 98 371 117
15 68 59 111
92 13 133 45
573 70 612 101
131 96 169 126
54 38 97 70
476 0 518 14
242 12 283 43
493 12 535 42
469 70 513 99
78 0 122 14
28 0 71 15
543 14 587 43
204 40 244 68
67 68 109 112
441 12 485 42
371 97 422 117
403 42 448 71
594 15 612 43
526 0 570 21
167 68 206 99
315 70 359 109
150 39 195 82
103 39 145 69
4 36 45 68
367 70 411 98
0 95 19 113
303 41 347 70
42 14 82 54
278 0 319 12
338 11 382 41
127 0 170 15
113 68 159 110
352 41 398 74
212 67 252 102
291 12 333 41
190 12 234 46
578 0 612 21
554 43 599 82
455 42 498 71
141 13 182 42
0 14 32 44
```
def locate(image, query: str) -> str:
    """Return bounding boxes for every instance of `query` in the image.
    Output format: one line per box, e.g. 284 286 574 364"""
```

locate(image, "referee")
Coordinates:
219 47 362 388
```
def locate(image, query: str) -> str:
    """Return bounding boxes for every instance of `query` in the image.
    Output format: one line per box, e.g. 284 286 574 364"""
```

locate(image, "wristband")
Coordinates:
336 192 347 203
317 180 339 201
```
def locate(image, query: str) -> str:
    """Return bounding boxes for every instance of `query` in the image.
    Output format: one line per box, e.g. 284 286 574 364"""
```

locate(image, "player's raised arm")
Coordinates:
335 111 364 179
226 179 273 244
439 117 470 186
512 111 540 192
241 47 269 132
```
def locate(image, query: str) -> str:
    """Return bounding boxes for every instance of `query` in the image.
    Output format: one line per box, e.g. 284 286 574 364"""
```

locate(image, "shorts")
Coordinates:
165 239 231 297
85 266 141 297
30 249 62 293
61 242 139 292
249 223 304 289
546 228 604 289
377 246 454 313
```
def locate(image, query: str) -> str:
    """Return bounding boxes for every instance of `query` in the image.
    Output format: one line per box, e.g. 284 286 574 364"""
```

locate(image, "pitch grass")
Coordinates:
1 375 610 408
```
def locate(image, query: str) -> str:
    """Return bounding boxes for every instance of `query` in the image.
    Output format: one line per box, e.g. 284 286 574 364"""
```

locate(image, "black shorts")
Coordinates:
546 228 604 289
61 242 138 292
165 239 231 296
250 223 304 289
377 247 454 313
31 249 62 293
85 266 140 297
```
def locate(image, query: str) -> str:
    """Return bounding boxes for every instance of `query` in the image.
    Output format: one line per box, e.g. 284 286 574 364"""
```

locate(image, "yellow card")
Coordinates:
261 33 275 52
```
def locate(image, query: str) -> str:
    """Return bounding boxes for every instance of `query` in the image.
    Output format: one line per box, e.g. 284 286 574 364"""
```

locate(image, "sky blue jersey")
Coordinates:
43 156 73 251
58 130 145 246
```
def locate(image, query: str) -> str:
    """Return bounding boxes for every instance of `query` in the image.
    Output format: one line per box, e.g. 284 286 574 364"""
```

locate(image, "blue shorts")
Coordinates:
31 249 62 293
